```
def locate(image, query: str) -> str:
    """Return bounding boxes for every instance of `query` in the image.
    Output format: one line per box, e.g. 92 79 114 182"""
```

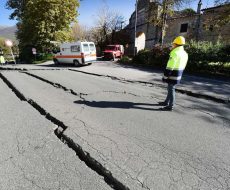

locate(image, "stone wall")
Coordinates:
199 5 230 43
164 15 198 44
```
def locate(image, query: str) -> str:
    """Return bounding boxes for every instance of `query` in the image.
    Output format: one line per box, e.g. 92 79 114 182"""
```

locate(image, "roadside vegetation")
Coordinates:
6 0 80 64
120 41 230 77
32 53 53 64
2 0 229 78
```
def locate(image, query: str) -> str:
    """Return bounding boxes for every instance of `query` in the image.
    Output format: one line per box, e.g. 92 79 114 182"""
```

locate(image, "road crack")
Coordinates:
68 69 229 104
0 71 130 190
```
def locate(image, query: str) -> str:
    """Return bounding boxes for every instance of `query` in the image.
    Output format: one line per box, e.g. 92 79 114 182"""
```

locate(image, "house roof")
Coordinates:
201 4 229 11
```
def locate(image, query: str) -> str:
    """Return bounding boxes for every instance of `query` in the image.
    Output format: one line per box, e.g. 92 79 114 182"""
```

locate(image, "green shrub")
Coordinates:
119 56 131 63
133 49 152 65
19 45 35 64
131 41 229 76
185 41 230 73
33 53 53 64
133 46 170 69
35 53 53 61
151 46 170 68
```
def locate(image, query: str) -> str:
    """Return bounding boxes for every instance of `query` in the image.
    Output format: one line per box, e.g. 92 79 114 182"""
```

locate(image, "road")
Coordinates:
0 61 230 190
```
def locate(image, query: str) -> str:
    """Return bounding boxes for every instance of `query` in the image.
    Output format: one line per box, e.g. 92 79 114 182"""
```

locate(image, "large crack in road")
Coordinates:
68 69 229 104
0 72 130 190
1 69 230 190
1 66 228 104
21 71 230 123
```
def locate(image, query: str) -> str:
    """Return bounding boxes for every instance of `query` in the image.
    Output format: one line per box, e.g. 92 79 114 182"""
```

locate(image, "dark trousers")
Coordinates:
165 83 176 108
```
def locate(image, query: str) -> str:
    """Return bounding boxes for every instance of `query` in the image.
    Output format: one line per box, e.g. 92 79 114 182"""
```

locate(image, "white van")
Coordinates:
53 41 97 66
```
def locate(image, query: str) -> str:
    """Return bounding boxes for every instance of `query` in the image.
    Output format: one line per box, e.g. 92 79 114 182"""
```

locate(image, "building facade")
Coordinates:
126 0 230 53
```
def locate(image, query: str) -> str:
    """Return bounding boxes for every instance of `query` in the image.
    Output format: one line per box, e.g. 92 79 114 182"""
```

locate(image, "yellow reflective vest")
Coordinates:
163 46 188 84
0 56 5 64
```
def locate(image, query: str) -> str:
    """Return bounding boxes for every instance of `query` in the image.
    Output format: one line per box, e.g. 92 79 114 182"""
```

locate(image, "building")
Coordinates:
126 0 230 53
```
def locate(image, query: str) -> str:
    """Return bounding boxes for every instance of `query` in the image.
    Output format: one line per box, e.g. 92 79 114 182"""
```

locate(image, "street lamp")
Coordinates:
134 0 138 56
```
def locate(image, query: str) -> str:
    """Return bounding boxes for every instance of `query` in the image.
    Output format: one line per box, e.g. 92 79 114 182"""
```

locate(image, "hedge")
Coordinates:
131 41 230 76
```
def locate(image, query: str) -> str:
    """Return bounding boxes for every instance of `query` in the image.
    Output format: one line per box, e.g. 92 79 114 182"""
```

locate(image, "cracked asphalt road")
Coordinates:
0 62 230 190
0 76 112 190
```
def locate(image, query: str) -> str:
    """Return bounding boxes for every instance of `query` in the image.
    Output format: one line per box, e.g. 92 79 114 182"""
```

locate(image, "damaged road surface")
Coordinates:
0 75 113 190
1 69 230 190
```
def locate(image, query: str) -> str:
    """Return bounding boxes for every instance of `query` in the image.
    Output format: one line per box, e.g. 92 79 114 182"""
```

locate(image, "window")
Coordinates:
89 44 95 51
180 23 188 33
83 44 89 52
71 45 80 52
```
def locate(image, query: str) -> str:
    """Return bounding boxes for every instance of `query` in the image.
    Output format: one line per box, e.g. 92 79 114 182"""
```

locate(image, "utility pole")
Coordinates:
160 0 168 46
196 0 202 41
134 0 138 56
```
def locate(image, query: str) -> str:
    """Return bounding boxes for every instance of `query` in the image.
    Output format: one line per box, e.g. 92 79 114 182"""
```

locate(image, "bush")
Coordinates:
133 46 170 69
133 49 152 65
19 45 35 64
18 45 54 64
35 53 53 61
185 41 230 73
131 41 229 76
151 46 170 68
119 56 131 64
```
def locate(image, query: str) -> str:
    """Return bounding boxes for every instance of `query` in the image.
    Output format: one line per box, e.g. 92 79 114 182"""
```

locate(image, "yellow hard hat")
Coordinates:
173 36 186 45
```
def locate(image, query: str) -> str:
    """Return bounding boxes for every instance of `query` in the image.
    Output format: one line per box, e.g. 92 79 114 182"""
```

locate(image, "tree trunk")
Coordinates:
160 0 168 46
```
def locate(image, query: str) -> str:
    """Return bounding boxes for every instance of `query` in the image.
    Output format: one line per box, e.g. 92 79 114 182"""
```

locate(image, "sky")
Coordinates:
0 0 216 27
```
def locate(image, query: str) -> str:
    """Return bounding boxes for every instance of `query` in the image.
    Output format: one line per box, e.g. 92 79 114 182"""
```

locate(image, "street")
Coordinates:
0 61 230 190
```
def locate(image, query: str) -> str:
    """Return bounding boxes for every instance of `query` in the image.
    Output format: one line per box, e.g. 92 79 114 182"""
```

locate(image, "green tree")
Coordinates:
149 0 191 45
0 38 10 54
6 0 79 52
180 8 196 16
0 37 19 61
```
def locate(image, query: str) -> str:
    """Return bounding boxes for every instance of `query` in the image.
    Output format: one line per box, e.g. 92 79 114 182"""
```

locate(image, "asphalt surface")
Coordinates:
0 78 111 190
0 61 230 190
2 61 229 102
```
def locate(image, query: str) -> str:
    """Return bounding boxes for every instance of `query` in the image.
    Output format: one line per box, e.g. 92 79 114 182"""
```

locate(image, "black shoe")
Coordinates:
158 101 168 106
160 106 173 111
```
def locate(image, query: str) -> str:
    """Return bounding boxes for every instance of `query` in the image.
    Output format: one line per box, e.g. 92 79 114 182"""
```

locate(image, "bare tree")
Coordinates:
71 22 90 41
93 6 125 45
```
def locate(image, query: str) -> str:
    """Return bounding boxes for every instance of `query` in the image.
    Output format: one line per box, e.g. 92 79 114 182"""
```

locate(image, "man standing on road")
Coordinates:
159 36 188 111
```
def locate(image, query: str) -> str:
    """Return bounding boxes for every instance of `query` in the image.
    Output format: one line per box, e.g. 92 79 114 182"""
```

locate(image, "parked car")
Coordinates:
103 45 124 61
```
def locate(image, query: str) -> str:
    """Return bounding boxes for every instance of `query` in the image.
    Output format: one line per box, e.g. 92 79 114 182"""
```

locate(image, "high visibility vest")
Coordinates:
163 46 188 84
0 56 5 64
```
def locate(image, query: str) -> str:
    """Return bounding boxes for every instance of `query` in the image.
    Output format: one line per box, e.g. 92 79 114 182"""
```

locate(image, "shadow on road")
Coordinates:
74 100 163 111
36 63 91 68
